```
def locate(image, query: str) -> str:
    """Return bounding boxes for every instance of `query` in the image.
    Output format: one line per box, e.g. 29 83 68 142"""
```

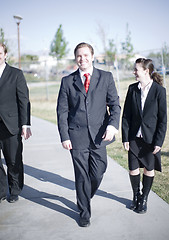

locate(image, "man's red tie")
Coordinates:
84 73 90 93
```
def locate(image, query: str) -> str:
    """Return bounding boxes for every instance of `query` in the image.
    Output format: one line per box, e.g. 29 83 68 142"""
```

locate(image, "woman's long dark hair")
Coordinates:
135 58 163 86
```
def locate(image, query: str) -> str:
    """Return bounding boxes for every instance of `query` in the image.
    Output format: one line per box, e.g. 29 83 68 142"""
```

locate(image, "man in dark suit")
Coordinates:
0 43 32 203
57 42 121 227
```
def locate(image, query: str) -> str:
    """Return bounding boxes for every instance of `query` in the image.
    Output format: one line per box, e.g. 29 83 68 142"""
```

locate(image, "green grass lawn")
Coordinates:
29 76 169 204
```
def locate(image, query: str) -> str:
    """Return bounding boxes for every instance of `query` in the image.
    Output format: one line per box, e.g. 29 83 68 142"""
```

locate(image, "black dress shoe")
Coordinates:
0 196 6 203
79 218 90 227
8 195 19 203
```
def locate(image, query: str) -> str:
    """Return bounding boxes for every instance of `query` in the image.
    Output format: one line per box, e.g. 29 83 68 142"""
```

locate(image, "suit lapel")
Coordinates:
73 70 86 96
88 67 100 94
143 82 155 114
135 84 142 117
73 67 100 96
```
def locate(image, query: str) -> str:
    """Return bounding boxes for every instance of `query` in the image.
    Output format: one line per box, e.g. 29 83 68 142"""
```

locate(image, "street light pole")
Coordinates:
13 15 23 69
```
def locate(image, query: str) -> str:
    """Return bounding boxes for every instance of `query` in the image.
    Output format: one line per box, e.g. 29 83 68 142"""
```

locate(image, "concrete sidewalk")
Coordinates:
0 116 169 240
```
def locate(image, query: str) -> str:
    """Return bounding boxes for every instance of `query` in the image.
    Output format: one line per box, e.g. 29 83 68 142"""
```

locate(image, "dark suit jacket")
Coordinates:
57 67 121 149
122 81 167 147
0 63 31 135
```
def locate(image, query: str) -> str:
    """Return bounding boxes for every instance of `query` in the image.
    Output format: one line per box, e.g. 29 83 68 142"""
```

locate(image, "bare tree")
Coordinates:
121 23 134 69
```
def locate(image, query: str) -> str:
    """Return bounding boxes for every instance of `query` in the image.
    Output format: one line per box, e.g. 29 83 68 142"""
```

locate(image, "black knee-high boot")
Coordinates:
129 174 140 210
137 174 154 214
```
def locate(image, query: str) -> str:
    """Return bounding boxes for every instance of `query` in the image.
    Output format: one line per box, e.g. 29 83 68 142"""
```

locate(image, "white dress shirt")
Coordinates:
136 80 153 137
0 62 6 77
79 68 93 84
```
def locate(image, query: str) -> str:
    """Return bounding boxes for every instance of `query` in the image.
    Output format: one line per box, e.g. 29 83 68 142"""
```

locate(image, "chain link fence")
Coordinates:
11 47 168 101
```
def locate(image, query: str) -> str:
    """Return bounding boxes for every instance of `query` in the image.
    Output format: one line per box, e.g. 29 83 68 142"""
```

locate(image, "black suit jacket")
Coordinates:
0 63 31 135
57 67 121 149
122 81 167 147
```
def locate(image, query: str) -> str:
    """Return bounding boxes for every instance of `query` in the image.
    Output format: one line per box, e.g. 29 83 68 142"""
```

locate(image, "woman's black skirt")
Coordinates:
128 137 161 172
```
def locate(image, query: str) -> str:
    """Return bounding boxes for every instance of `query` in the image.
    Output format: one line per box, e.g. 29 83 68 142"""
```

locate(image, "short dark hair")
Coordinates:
74 42 94 57
0 43 8 54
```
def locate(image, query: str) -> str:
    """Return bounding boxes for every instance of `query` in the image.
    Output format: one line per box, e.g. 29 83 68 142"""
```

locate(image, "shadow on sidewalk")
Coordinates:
96 190 131 209
21 185 79 223
22 164 130 211
24 164 75 190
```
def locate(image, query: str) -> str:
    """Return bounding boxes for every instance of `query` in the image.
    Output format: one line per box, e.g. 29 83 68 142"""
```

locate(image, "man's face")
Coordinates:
0 46 7 66
75 46 94 71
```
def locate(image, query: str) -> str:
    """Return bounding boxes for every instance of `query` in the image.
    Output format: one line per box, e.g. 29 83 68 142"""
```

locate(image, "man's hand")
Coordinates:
153 146 161 154
102 125 118 142
22 127 32 140
62 140 72 150
102 130 115 141
123 142 130 151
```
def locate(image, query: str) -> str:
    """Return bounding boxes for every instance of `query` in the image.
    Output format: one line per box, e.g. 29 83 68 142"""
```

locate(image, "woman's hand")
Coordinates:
153 146 161 154
123 142 130 151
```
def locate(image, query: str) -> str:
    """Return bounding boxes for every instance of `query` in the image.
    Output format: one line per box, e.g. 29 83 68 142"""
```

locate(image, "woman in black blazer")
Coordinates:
122 58 167 214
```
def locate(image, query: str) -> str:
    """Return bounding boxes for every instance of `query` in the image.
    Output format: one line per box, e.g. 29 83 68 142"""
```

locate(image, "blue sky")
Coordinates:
1 0 169 57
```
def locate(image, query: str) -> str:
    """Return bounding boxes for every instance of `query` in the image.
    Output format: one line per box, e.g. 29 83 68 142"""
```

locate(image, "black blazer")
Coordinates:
122 81 167 147
57 67 121 149
0 63 31 135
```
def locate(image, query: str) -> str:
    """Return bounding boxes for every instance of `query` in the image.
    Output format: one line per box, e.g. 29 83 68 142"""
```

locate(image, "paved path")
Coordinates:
0 116 169 240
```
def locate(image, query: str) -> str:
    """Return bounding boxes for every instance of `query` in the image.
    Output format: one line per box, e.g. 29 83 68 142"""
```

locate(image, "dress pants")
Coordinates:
71 144 107 220
0 121 23 197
